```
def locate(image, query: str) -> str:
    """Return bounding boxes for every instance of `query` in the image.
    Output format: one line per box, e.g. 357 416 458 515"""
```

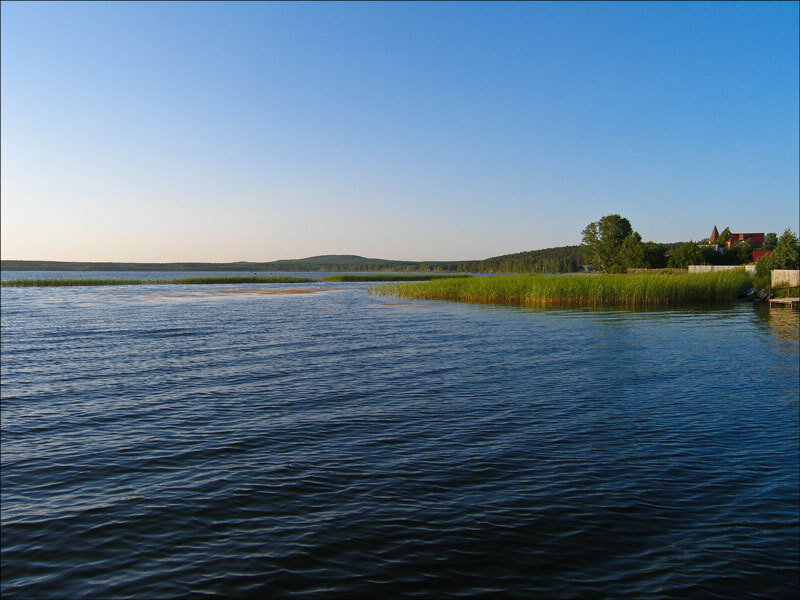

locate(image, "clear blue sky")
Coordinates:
2 1 798 262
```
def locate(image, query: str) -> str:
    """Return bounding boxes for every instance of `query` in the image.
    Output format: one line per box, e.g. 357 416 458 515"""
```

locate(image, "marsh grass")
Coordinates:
373 270 754 308
2 276 314 287
321 274 472 282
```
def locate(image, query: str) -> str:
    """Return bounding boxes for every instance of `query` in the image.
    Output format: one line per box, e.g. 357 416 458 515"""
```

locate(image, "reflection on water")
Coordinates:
769 308 800 342
752 303 800 344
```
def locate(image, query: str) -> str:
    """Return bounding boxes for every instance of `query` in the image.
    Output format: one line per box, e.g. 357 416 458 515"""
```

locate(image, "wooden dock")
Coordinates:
769 297 800 308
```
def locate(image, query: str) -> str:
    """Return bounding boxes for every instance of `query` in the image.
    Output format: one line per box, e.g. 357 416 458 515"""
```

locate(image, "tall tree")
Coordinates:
581 214 634 273
755 229 800 281
771 229 800 269
762 232 778 251
618 232 645 270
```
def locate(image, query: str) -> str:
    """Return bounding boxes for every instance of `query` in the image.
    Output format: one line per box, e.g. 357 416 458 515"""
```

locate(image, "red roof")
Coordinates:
727 232 765 248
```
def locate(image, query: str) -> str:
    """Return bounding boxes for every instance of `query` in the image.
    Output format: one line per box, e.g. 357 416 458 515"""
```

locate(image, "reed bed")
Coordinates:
2 276 314 287
373 270 754 308
322 274 472 282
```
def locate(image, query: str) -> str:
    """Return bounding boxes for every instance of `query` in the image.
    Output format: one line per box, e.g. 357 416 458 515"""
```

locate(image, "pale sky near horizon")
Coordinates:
1 1 798 262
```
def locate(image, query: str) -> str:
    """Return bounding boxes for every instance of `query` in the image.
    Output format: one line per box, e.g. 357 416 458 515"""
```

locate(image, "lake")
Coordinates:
1 271 798 598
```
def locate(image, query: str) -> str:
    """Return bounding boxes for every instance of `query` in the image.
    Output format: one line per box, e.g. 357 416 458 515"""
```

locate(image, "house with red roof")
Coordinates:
707 226 765 249
726 232 765 248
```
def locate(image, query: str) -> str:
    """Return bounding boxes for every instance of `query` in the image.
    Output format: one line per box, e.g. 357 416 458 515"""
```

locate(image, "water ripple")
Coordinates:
1 278 798 598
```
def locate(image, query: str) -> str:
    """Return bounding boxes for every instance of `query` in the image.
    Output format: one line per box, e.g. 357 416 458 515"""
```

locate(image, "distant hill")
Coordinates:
276 254 394 265
1 247 585 274
268 255 402 270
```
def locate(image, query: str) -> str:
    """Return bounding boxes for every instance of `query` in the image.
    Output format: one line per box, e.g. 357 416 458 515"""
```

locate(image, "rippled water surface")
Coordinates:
2 272 798 599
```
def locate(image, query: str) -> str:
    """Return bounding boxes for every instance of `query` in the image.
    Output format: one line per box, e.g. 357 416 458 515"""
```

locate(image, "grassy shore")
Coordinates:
1 276 314 287
321 274 472 282
372 270 754 308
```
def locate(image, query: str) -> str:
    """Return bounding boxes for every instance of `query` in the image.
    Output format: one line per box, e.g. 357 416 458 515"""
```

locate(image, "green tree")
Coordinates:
642 241 669 268
732 240 754 265
618 232 646 270
701 245 725 265
581 214 634 273
772 229 799 268
762 232 778 250
668 242 705 268
754 229 800 282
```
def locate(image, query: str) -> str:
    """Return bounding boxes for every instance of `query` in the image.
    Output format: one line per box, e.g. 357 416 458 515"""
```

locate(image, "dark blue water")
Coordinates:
2 272 798 599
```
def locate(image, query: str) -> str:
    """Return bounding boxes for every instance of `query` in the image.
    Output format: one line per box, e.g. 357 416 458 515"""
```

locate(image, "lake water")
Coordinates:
2 271 798 598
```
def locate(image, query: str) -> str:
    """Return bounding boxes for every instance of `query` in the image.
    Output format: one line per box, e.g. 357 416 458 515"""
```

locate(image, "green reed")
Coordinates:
322 274 472 282
372 270 754 308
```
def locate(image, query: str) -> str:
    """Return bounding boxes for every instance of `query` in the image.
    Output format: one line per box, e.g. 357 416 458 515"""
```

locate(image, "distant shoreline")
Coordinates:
1 274 473 287
0 247 584 274
0 258 471 273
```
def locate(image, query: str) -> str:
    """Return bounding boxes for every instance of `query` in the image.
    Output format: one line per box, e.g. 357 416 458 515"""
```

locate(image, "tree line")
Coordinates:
0 248 588 275
580 214 799 273
472 246 582 273
580 214 683 272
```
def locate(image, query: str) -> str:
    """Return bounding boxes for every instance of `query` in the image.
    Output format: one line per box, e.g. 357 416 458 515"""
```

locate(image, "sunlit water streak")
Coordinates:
1 272 798 599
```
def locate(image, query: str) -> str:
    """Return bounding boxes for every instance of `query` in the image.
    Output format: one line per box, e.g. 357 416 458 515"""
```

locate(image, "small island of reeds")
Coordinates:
320 274 472 282
372 270 753 308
